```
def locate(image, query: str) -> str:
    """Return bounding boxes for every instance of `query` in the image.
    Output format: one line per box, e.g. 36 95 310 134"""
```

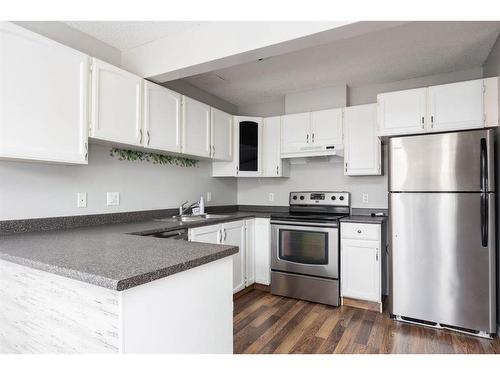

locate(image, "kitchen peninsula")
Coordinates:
0 218 241 354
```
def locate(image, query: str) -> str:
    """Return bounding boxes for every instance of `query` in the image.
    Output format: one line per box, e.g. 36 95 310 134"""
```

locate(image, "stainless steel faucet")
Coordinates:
179 200 189 215
179 200 199 215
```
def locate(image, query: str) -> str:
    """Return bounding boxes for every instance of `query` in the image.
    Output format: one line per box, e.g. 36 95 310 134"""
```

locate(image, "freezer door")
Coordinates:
389 129 495 192
390 192 496 333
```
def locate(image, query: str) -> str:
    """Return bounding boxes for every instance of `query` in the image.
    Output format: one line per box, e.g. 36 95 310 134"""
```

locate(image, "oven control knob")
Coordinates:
339 196 345 201
299 196 305 200
331 196 336 200
292 195 297 200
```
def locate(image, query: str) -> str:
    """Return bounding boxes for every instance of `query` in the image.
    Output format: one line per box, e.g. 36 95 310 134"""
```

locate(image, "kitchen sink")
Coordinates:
153 213 232 223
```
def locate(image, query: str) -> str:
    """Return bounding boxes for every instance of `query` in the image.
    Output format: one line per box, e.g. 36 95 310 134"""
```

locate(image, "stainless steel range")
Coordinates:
270 191 350 306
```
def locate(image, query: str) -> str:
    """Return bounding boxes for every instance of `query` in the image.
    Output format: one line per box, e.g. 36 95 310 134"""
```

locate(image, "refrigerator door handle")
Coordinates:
480 138 487 192
480 193 488 247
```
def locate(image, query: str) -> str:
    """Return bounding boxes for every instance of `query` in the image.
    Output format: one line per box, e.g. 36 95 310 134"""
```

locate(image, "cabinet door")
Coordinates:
143 81 181 153
428 79 484 131
222 220 246 294
182 96 211 158
189 224 221 244
263 116 289 177
91 58 142 146
344 104 381 176
235 116 263 177
310 108 343 146
281 112 310 155
254 218 271 285
211 108 232 161
245 219 255 286
0 22 89 164
377 88 427 136
341 239 380 302
212 119 239 177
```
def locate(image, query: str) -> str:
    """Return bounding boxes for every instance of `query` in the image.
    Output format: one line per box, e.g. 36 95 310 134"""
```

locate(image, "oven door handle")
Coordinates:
270 220 338 228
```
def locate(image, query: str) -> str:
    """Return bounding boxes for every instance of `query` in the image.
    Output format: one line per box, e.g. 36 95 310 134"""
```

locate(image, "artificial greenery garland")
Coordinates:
109 148 199 168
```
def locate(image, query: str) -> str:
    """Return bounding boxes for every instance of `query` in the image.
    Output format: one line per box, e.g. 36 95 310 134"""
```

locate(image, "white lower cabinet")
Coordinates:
189 220 246 294
222 220 246 294
188 218 271 293
253 218 271 285
340 222 382 305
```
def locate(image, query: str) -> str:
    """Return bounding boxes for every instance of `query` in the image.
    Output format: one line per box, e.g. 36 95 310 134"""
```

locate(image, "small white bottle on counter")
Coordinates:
199 195 205 214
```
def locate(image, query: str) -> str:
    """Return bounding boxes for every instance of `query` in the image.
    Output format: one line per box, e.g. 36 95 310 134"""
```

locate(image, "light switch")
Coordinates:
268 193 274 202
206 192 212 202
77 192 87 208
107 192 120 206
362 193 369 203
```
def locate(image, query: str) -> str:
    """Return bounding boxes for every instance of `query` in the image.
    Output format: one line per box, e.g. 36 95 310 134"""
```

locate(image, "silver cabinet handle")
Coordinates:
376 248 379 261
312 133 315 143
218 229 222 243
236 166 239 175
306 134 309 143
431 115 434 128
357 229 362 234
276 165 279 175
421 116 425 129
139 129 143 144
84 142 88 160
224 228 227 241
147 130 150 146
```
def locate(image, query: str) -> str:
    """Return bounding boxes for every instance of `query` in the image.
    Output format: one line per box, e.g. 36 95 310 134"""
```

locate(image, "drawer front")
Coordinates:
341 222 380 241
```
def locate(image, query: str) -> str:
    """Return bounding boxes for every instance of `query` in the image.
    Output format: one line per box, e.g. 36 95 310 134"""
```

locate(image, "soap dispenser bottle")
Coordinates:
199 195 205 214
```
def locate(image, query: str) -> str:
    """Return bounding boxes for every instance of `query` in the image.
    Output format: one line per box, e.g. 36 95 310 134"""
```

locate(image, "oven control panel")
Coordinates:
289 191 350 206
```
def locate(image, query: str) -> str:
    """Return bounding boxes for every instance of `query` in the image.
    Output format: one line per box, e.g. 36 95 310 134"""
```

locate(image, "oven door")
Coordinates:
271 220 338 279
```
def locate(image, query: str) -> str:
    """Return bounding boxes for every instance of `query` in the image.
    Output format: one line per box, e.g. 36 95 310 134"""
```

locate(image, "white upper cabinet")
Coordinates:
377 87 427 136
0 22 89 164
182 96 211 158
281 112 310 155
90 58 143 146
143 81 182 153
281 109 344 158
211 108 232 161
310 108 343 147
378 78 498 137
427 79 484 132
344 104 381 176
262 116 290 177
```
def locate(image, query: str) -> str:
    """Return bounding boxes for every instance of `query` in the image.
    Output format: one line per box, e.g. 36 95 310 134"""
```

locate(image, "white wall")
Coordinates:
482 34 500 331
12 21 122 67
163 80 237 114
236 68 484 209
0 144 237 220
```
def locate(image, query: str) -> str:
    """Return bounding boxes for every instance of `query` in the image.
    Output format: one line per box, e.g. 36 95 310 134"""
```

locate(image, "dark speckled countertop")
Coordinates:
339 215 387 224
0 211 272 291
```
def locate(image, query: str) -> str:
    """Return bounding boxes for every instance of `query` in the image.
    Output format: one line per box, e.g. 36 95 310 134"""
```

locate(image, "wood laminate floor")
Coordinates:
233 290 500 354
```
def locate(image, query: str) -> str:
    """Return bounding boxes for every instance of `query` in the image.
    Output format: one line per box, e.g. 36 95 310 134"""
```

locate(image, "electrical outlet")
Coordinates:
107 192 120 206
77 192 87 208
206 192 212 202
362 193 369 203
268 193 274 202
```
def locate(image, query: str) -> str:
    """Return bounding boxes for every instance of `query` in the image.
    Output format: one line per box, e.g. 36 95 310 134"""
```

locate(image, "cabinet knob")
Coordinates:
357 229 362 234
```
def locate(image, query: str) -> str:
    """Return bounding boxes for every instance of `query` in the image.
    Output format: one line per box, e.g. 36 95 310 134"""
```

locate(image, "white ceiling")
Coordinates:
63 21 204 50
176 21 500 107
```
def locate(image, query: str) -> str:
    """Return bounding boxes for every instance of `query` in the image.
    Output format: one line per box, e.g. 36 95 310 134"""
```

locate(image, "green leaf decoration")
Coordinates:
109 148 199 168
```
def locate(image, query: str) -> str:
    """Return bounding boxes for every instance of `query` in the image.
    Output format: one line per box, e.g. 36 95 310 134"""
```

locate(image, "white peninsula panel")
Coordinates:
0 260 119 353
0 257 233 354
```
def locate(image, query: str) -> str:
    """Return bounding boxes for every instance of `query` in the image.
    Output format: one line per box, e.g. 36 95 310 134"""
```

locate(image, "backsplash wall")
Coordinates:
0 144 237 220
237 154 388 208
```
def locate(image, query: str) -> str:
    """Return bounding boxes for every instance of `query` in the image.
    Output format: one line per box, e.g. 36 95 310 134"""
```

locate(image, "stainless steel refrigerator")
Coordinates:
389 129 496 337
